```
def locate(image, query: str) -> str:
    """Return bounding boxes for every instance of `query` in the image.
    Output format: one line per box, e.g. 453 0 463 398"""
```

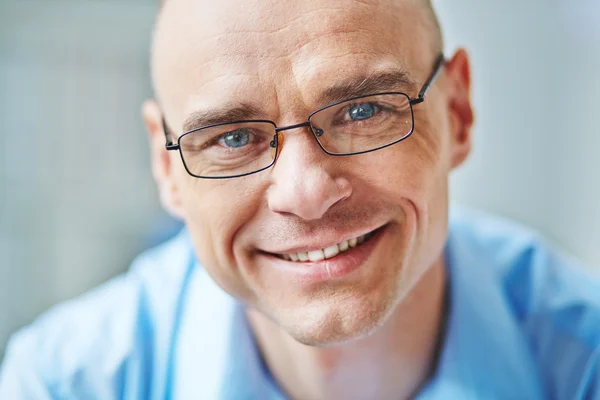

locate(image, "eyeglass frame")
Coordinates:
163 53 445 179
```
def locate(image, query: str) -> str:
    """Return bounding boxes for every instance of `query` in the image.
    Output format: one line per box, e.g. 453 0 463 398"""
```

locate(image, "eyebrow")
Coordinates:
319 69 417 105
182 103 265 132
180 69 416 132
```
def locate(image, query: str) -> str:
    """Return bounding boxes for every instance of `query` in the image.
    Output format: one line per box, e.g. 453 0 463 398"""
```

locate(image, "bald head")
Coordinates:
155 0 443 56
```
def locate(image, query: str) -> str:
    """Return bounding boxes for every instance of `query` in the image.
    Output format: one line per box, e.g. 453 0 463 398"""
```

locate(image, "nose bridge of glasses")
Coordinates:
274 121 311 133
270 121 310 157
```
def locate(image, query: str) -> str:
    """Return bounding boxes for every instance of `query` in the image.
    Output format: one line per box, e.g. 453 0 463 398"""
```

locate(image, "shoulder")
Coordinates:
0 229 194 399
450 207 600 399
449 207 600 334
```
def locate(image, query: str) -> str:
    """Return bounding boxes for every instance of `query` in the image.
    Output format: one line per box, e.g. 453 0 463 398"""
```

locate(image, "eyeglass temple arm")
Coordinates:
410 54 445 105
162 117 180 150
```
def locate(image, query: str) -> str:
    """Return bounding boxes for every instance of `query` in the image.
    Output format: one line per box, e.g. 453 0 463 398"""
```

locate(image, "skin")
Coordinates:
143 0 474 398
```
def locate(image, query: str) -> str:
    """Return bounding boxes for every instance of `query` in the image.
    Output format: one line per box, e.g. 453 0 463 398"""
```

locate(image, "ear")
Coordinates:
444 49 474 169
142 100 184 219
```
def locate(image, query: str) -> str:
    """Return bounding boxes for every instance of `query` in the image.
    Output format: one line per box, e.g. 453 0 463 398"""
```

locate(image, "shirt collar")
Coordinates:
416 216 544 399
168 253 282 399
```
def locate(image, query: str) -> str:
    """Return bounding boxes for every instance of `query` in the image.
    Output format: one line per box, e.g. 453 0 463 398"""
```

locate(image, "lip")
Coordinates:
262 224 387 255
259 224 388 284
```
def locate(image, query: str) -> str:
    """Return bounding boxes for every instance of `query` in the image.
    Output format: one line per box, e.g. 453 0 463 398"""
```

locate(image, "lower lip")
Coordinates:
260 226 387 284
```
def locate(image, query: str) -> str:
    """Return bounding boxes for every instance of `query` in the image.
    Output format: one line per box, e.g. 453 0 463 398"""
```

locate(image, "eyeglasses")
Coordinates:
164 54 445 179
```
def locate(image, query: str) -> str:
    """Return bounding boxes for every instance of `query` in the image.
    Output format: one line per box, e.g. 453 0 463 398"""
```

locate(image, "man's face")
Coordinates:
148 0 472 345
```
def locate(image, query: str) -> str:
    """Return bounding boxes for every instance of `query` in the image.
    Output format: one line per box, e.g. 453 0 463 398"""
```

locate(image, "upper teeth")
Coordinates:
281 233 370 262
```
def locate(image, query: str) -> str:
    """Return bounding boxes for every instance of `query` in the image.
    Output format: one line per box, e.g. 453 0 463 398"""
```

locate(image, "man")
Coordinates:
1 0 599 398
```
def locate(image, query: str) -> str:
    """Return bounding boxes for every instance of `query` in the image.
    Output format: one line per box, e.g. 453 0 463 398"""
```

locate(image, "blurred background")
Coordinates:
0 0 598 362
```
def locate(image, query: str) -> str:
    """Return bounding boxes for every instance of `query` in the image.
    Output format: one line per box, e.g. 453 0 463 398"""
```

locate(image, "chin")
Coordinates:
273 285 398 347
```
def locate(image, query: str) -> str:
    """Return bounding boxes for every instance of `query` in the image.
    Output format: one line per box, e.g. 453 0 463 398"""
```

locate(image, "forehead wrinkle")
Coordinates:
173 1 384 61
286 28 377 59
262 2 374 36
199 26 377 62
159 1 375 59
300 50 381 67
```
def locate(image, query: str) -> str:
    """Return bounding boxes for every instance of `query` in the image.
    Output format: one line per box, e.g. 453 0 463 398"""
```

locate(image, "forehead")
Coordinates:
153 0 431 125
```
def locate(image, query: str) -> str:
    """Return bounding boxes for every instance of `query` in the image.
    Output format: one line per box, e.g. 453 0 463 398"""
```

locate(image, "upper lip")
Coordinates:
260 224 386 255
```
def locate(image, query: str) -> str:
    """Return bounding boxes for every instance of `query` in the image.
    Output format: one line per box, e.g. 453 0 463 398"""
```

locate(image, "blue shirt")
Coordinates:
1 208 599 399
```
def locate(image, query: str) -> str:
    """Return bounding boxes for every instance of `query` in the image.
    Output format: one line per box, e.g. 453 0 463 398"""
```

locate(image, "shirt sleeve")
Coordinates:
0 331 54 400
0 274 143 400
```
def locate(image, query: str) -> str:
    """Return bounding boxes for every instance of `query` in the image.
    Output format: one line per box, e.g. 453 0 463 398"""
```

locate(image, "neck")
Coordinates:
246 256 447 400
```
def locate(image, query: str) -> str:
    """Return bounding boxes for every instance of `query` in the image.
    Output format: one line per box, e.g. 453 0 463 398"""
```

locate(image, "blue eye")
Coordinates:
348 102 377 121
220 129 250 148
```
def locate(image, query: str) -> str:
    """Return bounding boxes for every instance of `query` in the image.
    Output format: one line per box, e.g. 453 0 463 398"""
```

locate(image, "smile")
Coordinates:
275 230 377 262
262 225 389 283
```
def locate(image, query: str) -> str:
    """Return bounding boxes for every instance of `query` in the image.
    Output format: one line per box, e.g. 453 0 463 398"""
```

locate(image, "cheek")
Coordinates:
356 117 449 261
178 175 265 300
400 116 451 266
359 119 445 205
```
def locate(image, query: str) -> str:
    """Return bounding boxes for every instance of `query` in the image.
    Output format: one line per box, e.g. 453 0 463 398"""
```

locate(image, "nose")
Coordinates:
267 129 353 221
